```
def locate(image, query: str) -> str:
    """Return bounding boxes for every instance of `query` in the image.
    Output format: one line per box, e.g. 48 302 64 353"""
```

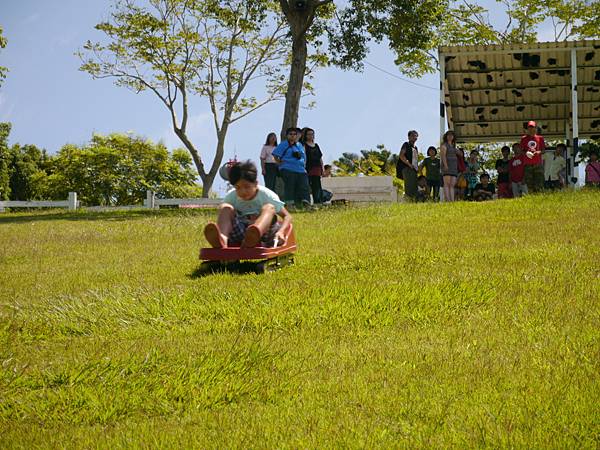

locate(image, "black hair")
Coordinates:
285 127 297 135
324 164 331 170
417 175 427 182
501 145 510 153
427 146 437 155
443 130 455 145
228 160 258 185
480 173 490 180
265 132 278 146
470 149 479 156
556 143 567 150
590 150 599 157
408 130 418 138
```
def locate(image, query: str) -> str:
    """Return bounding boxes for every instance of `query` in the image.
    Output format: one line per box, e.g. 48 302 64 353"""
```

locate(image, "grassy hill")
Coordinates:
1 190 599 448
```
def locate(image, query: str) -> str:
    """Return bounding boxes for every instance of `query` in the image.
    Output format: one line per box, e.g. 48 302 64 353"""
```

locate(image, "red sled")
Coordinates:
199 223 297 273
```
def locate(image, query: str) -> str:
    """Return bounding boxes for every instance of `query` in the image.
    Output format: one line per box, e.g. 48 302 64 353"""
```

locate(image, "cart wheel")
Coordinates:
255 261 267 274
200 261 221 273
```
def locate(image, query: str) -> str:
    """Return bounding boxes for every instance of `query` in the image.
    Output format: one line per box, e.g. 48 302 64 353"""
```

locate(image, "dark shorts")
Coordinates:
228 213 280 247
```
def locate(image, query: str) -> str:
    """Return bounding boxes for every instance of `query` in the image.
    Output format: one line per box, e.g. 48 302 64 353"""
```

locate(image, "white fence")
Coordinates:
0 192 78 212
0 191 221 213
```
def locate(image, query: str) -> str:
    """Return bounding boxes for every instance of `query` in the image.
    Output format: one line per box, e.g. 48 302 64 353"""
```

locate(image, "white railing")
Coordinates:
0 192 78 212
144 191 221 209
0 191 221 212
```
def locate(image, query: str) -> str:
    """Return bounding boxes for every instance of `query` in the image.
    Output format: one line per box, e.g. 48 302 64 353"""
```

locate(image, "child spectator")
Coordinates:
419 146 441 201
495 145 512 199
455 147 467 200
260 132 279 192
509 143 528 197
473 173 495 201
543 144 567 190
323 164 332 177
416 175 429 202
521 120 545 192
465 149 480 199
203 161 291 248
585 150 600 187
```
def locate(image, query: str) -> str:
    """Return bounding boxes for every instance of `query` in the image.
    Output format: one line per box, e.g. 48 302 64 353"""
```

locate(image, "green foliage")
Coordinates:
79 0 290 196
0 26 7 87
579 140 600 160
0 191 599 446
333 144 398 176
47 134 201 206
0 123 11 200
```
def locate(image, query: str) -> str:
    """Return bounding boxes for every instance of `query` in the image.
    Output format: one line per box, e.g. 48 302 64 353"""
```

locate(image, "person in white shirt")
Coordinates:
542 143 567 190
260 132 279 192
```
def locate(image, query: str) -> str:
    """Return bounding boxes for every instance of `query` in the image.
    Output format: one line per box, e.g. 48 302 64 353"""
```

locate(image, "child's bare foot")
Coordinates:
204 222 226 248
241 225 261 248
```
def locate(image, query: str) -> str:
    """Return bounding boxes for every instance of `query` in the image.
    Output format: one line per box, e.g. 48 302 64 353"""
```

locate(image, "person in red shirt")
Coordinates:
509 143 528 198
520 120 545 192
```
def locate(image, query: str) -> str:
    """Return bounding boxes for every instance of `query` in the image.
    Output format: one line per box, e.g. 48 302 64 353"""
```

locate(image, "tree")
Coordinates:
333 144 398 176
0 123 11 200
0 26 7 88
80 0 289 197
47 133 202 206
7 144 51 201
277 0 451 136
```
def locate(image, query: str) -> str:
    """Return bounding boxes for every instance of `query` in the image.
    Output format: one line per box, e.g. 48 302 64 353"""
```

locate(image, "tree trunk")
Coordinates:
280 24 308 140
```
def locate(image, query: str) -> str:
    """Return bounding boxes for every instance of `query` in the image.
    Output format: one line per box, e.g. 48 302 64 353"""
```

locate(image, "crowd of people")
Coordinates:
259 126 332 208
204 120 599 249
398 121 600 203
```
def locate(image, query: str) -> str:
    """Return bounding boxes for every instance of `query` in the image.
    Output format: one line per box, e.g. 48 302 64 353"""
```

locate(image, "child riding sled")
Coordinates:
204 160 292 248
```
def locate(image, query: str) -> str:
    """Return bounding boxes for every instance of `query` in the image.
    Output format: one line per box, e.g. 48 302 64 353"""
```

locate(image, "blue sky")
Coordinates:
1 1 565 194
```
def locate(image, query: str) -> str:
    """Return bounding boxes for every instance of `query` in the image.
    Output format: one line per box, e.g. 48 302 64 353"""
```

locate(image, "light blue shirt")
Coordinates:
272 141 306 174
223 185 285 217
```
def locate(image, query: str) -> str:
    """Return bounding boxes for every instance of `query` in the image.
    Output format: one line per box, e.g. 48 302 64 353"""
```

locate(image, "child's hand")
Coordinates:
526 151 534 159
274 230 286 246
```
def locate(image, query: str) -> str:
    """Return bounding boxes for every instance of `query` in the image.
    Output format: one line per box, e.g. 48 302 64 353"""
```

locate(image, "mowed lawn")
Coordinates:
1 190 599 448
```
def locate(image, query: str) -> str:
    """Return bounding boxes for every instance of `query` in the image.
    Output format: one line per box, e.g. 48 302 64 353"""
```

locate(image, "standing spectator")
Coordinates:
302 127 324 204
521 120 545 192
585 150 600 187
455 147 468 200
272 127 310 208
472 173 495 201
419 146 441 201
260 132 279 192
398 130 419 201
440 130 458 202
509 143 528 197
543 144 567 190
465 149 480 199
495 145 512 199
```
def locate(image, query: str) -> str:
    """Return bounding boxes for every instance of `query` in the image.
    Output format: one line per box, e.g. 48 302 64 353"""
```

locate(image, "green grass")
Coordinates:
1 190 599 448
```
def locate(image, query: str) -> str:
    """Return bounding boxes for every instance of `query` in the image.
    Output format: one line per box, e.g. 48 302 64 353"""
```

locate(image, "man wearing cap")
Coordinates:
520 120 545 193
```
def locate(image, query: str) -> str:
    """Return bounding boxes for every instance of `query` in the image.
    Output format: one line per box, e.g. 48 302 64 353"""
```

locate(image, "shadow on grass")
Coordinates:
0 207 216 224
189 261 265 278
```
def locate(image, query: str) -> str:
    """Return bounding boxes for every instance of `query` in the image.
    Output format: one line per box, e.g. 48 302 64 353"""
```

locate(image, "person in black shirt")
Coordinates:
473 173 496 201
302 127 324 204
495 145 512 199
419 146 441 202
398 130 419 201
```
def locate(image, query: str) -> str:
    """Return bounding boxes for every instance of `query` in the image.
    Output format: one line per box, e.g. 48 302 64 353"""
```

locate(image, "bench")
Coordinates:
321 176 398 202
